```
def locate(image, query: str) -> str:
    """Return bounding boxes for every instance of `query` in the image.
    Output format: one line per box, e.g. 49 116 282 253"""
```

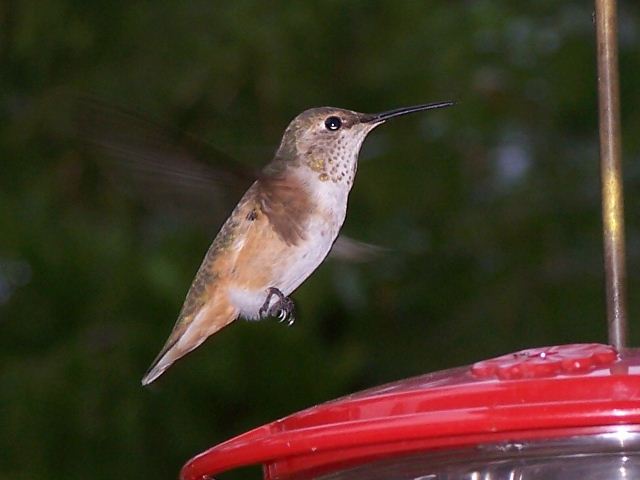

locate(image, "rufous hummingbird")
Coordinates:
141 101 453 385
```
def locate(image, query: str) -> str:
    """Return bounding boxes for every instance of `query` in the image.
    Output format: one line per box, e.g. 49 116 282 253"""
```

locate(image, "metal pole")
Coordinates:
595 0 627 349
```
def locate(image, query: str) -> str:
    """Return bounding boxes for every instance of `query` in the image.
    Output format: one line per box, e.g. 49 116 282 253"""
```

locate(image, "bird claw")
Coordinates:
277 308 295 326
259 287 296 326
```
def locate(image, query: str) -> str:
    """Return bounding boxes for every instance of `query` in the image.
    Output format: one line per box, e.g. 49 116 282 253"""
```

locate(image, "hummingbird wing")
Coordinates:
76 95 255 225
330 236 387 262
257 173 312 246
75 95 383 261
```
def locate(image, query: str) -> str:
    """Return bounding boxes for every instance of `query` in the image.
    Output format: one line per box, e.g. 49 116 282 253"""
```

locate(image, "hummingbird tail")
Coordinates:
141 299 238 386
141 344 182 386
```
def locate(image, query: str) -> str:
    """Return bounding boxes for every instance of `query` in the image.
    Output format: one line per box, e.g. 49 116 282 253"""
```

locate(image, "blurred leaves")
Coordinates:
2 1 640 479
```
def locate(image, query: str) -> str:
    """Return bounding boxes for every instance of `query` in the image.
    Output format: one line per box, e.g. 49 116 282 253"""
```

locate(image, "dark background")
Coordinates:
2 1 640 479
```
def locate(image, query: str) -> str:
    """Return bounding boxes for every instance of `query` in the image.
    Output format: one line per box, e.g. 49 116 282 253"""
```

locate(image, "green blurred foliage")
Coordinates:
2 1 640 479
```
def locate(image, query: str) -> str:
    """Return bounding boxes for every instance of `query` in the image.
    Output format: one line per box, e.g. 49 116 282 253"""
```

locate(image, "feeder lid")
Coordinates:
181 343 640 480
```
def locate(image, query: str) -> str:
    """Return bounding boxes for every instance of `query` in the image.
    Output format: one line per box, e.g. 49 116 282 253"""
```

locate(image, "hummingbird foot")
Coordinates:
259 287 296 326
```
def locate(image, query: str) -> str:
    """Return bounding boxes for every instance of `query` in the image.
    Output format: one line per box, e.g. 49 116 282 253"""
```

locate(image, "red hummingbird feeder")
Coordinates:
180 1 636 478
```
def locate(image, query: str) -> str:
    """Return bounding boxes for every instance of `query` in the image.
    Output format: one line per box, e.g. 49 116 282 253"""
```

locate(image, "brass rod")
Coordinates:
595 0 627 348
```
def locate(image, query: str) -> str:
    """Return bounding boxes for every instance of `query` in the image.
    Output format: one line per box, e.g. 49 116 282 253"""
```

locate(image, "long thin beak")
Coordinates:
362 101 454 123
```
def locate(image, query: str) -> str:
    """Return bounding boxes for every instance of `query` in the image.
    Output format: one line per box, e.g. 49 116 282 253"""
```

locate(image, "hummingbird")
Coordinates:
140 101 453 385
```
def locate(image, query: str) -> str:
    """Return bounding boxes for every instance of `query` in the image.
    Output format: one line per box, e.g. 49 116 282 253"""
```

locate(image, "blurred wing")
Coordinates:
329 235 387 262
76 95 256 229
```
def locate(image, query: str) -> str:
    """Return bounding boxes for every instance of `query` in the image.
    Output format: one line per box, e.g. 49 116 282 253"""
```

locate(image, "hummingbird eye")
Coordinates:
324 116 342 131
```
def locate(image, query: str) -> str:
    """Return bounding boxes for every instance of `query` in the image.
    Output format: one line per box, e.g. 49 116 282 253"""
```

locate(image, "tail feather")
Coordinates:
141 337 184 386
141 299 238 386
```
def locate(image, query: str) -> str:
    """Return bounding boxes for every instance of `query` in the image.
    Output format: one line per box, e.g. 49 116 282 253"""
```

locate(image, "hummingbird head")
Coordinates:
271 101 453 186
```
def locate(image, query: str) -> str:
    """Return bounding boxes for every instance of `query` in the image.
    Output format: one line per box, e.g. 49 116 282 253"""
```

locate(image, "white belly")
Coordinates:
228 216 341 320
229 174 351 320
276 215 339 295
